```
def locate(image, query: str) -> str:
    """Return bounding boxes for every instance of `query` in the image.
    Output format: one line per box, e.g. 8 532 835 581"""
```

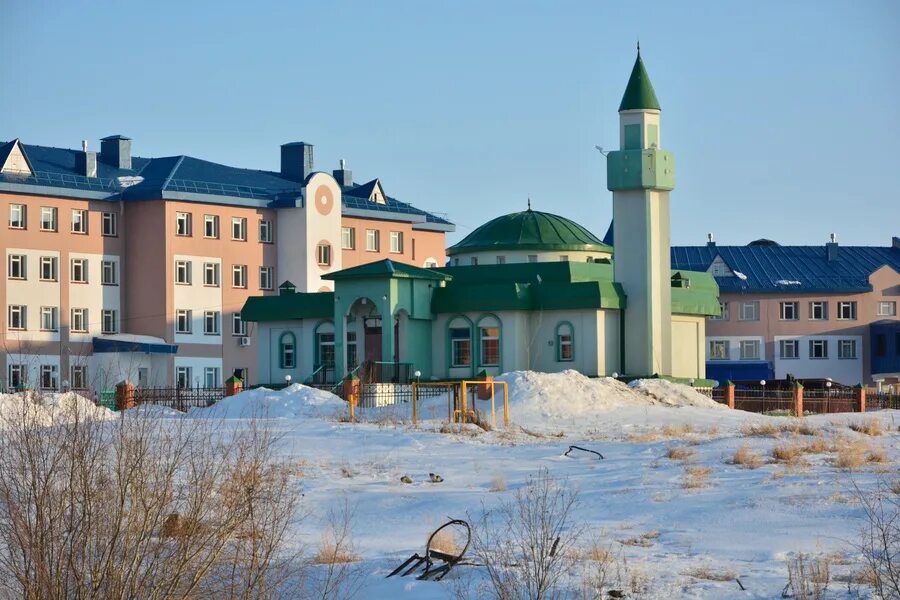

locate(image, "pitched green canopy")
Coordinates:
619 51 661 112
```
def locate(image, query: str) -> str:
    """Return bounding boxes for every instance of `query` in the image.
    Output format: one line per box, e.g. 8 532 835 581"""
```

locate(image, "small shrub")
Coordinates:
682 466 713 489
849 419 883 436
618 530 660 548
784 553 830 600
661 423 693 437
772 442 805 464
741 421 781 437
489 474 507 492
683 565 737 581
429 527 460 556
867 447 889 464
731 444 764 469
665 446 696 461
802 436 831 454
834 440 868 470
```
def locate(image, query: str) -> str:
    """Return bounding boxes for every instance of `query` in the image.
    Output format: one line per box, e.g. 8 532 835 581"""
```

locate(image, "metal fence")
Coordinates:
867 393 900 411
131 387 224 411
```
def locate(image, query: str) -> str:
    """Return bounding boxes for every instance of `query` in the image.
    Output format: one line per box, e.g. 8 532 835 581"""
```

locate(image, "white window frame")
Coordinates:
259 219 272 243
204 214 219 238
8 364 27 389
739 340 760 360
203 262 220 286
449 326 472 367
40 365 58 390
232 264 247 288
174 260 192 285
479 325 500 367
175 309 192 334
175 211 192 236
709 301 729 321
70 365 88 390
316 243 332 266
739 301 759 321
176 367 192 389
9 204 25 229
231 217 247 241
8 305 26 330
71 308 88 333
40 207 57 232
809 301 827 320
779 339 799 359
101 309 118 334
8 254 26 279
877 301 897 317
259 266 274 290
101 212 118 236
809 339 828 359
779 301 798 320
389 231 403 254
71 209 88 234
39 256 58 281
232 312 247 336
838 339 857 360
708 340 728 360
365 229 379 252
341 227 355 250
101 260 118 285
40 306 58 331
837 301 857 321
71 258 88 283
204 367 220 388
203 310 220 335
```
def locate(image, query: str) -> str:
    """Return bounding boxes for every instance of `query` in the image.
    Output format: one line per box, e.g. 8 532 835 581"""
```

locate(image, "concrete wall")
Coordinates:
448 249 612 267
671 314 705 379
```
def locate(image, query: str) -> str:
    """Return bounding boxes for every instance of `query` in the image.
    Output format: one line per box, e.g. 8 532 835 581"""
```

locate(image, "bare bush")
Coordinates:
307 499 363 600
741 421 781 438
618 530 660 548
664 446 695 461
682 565 737 581
471 468 581 600
849 419 883 436
834 440 869 470
0 394 301 600
850 479 900 599
784 553 830 600
681 466 713 489
730 444 764 469
489 474 508 492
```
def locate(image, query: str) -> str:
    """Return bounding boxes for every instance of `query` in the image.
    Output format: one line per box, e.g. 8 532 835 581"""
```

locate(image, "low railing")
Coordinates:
867 393 900 411
801 389 857 414
132 386 224 411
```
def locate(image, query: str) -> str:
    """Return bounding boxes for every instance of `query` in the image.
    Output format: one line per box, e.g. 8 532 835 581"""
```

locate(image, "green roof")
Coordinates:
323 259 451 282
670 271 721 316
619 50 661 112
446 209 612 256
241 292 334 322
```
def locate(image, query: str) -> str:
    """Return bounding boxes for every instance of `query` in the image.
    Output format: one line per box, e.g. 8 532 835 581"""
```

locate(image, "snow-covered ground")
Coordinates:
2 373 896 599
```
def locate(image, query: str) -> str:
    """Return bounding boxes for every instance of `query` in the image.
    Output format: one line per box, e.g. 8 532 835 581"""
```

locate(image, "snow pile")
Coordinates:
0 391 114 427
122 404 183 418
191 384 345 419
627 379 724 409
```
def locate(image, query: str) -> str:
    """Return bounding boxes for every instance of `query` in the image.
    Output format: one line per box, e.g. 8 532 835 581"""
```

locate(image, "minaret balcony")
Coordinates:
606 149 675 192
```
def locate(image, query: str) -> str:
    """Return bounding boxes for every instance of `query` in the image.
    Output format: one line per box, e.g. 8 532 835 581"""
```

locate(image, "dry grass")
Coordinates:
730 444 765 469
311 539 361 564
785 553 831 600
834 565 879 586
489 474 507 492
772 442 806 464
681 466 713 489
618 530 660 548
802 436 832 454
741 421 781 438
891 480 900 495
429 527 460 555
849 419 883 436
867 447 889 464
665 446 696 461
661 423 694 437
682 565 737 581
834 439 870 469
627 431 662 443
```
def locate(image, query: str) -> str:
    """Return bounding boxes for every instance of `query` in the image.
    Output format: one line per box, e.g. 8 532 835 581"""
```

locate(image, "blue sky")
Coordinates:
2 0 898 247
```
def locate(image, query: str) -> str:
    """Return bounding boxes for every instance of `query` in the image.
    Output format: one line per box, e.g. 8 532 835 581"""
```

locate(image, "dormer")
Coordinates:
345 178 387 205
707 255 734 277
0 139 34 177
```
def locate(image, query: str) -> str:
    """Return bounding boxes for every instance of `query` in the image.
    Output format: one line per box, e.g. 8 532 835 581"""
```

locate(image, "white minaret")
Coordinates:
607 46 675 376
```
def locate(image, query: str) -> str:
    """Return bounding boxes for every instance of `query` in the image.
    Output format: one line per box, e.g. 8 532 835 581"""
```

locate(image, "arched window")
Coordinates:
556 322 574 362
447 316 473 368
279 331 296 369
314 321 335 368
477 314 502 368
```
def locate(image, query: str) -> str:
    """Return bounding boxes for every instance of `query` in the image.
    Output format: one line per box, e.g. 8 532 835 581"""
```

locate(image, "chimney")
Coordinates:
99 135 132 170
706 232 716 248
75 140 97 178
893 236 900 250
332 158 352 187
280 142 314 182
826 233 839 261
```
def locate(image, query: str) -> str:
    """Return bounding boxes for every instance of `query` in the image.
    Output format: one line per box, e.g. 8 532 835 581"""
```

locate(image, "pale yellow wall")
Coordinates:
671 314 706 379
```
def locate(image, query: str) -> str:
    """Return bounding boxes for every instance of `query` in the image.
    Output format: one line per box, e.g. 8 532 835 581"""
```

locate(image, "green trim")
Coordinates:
323 258 450 282
242 291 333 322
446 315 475 377
278 331 296 370
313 320 334 369
475 313 503 371
555 320 575 362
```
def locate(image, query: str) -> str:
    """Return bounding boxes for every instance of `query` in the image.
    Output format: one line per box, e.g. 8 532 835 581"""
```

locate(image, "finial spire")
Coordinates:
637 40 640 53
527 196 532 210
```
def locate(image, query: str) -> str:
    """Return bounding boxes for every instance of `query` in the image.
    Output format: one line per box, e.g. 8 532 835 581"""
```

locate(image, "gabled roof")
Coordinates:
323 259 452 282
242 292 334 322
619 49 661 112
671 244 900 293
0 139 35 175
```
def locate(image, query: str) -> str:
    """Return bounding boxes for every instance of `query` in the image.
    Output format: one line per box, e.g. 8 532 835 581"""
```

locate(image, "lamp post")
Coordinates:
760 379 767 411
284 374 292 389
689 378 695 388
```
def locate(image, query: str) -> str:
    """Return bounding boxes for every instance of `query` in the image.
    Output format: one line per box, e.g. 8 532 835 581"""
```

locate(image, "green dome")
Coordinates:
446 209 612 256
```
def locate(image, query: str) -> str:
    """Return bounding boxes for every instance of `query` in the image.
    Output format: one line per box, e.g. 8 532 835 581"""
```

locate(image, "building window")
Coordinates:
317 332 335 368
70 365 88 389
231 217 247 241
259 220 273 243
837 301 857 320
479 325 500 367
347 331 358 369
40 306 58 331
71 209 88 234
40 207 57 231
470 257 478 266
496 256 506 265
175 309 192 334
708 340 728 360
232 313 247 336
70 258 88 283
204 311 220 335
560 255 569 262
877 301 897 317
390 231 404 254
8 254 26 279
176 367 192 389
204 367 220 388
838 339 857 359
341 227 355 250
779 301 798 320
71 308 88 333
204 214 219 238
709 301 729 321
739 301 759 321
259 266 274 290
8 364 26 389
779 339 799 359
101 309 118 334
8 305 26 330
102 212 118 236
809 301 827 320
316 243 332 266
175 260 192 285
39 256 58 281
9 204 26 229
203 262 220 286
175 212 192 236
366 229 379 252
528 255 538 263
809 339 828 359
279 332 296 369
739 340 760 360
232 265 247 288
40 365 58 390
450 326 472 367
101 260 118 285
556 322 574 362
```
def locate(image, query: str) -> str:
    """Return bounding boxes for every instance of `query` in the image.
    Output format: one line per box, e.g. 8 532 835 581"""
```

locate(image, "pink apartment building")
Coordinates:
0 137 452 394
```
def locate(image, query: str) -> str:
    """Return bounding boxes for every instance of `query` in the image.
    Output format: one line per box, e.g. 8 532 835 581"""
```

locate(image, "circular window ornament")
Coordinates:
314 185 334 216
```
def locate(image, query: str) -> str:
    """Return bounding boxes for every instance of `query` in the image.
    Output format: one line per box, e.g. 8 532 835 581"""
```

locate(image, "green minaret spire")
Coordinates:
618 46 661 112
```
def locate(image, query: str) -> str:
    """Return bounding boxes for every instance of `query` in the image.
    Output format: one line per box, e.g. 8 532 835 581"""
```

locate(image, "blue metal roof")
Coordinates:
671 244 900 293
0 140 453 228
92 337 178 354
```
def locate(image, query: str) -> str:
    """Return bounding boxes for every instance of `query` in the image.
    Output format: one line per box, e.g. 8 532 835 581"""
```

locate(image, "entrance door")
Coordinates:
364 318 382 363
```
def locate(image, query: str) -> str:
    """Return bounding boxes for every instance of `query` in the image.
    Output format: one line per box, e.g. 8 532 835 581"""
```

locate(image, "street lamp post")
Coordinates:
760 379 767 411
284 374 292 389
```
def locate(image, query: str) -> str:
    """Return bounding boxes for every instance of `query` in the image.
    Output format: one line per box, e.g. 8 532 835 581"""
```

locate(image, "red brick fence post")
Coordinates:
792 382 804 417
115 380 135 411
724 380 736 410
855 384 866 413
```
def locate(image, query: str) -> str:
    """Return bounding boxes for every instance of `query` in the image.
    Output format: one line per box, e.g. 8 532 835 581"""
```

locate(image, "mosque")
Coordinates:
241 49 720 385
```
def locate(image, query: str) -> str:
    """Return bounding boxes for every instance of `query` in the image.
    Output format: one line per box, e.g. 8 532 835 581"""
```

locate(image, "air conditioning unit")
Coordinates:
238 336 250 347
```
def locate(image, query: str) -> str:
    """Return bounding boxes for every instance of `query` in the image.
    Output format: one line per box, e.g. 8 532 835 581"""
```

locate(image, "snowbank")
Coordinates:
189 384 345 419
0 391 114 427
627 378 724 409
